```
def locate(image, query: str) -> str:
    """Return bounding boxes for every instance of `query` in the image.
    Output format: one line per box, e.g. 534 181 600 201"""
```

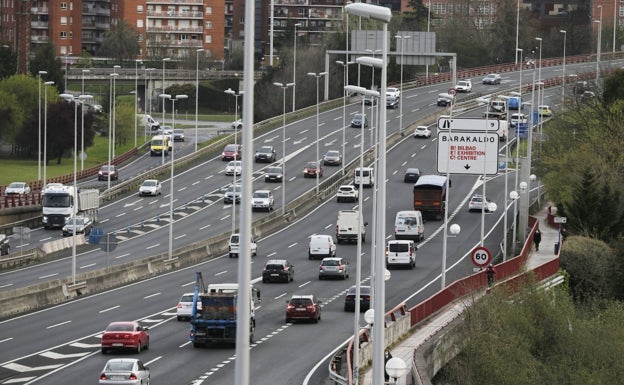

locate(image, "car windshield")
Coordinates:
289 298 312 306
227 185 241 193
225 145 238 151
267 167 282 173
253 191 269 198
106 323 134 332
266 264 284 270
306 162 317 168
472 197 483 203
142 180 157 187
105 361 135 371
70 218 85 226
42 194 70 208
228 161 241 167
322 260 340 266
389 243 409 252
8 183 24 188
258 147 272 153
181 295 194 302
326 151 338 157
174 129 183 134
230 235 240 243
397 217 417 226
353 114 364 120
101 166 114 172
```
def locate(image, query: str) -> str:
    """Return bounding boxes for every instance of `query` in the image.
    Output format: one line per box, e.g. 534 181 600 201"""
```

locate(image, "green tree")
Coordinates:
29 43 64 93
0 90 21 143
100 20 141 65
76 50 94 68
602 68 624 106
0 75 35 143
112 102 136 147
0 43 17 79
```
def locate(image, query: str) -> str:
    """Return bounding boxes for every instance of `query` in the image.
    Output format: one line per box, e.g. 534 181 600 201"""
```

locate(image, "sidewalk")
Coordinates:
360 204 560 385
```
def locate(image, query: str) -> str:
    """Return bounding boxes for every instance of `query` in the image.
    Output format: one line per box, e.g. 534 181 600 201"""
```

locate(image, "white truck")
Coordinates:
42 185 99 229
335 210 367 244
138 114 160 131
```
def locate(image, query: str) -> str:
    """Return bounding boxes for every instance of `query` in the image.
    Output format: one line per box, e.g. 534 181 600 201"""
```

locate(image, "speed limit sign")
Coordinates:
447 88 457 96
471 246 491 267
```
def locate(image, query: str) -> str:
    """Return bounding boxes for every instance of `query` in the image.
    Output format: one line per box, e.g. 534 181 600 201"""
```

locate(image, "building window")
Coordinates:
205 20 212 29
61 2 67 10
60 16 67 24
60 31 67 39
138 34 143 42
205 35 212 43
137 5 143 13
69 31 73 39
60 46 67 54
137 19 143 28
205 7 212 15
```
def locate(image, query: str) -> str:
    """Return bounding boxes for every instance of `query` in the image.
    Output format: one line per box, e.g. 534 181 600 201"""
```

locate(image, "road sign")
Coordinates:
437 116 500 132
447 88 457 96
471 246 492 267
12 226 31 240
436 132 500 175
515 122 529 139
554 216 567 224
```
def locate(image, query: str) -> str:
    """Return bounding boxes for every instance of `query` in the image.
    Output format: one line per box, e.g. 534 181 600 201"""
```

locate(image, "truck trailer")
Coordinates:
189 273 261 347
413 175 448 220
42 185 99 229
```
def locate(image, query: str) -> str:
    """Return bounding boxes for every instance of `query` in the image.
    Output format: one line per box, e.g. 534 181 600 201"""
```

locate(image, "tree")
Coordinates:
76 50 94 68
100 20 141 64
0 75 35 143
602 69 624 106
0 43 17 79
29 43 64 93
16 101 95 164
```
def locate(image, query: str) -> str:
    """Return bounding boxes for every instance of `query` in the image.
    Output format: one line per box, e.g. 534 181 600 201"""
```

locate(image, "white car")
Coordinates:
98 358 150 385
4 182 31 195
336 185 359 203
176 292 201 321
386 87 400 99
413 126 432 138
139 179 162 196
510 113 528 127
252 189 274 212
454 79 472 93
224 160 242 176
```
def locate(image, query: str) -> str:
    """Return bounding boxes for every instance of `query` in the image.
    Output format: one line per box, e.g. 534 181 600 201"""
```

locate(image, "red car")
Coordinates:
303 161 323 178
285 295 322 323
221 144 242 161
101 321 150 354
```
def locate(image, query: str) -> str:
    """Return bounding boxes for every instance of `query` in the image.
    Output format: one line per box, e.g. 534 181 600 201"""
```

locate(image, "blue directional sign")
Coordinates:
89 227 105 245
516 123 529 139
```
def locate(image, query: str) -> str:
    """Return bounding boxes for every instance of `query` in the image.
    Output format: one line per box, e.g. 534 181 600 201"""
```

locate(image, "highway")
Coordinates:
0 58 615 384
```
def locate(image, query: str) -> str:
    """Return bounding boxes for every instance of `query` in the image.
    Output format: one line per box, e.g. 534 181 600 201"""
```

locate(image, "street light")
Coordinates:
307 71 327 194
273 82 294 215
534 37 543 156
385 357 408 385
560 30 567 106
81 69 91 171
595 6 603 84
42 80 54 188
145 68 155 118
162 57 171 127
37 70 47 181
160 93 188 261
108 72 119 190
293 23 302 112
614 0 618 54
134 61 141 148
336 60 355 175
395 35 410 136
345 5 391 385
112 65 120 160
195 49 205 152
225 88 243 233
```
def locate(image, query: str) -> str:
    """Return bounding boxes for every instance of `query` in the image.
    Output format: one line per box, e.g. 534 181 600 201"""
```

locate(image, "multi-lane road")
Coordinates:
0 59 616 385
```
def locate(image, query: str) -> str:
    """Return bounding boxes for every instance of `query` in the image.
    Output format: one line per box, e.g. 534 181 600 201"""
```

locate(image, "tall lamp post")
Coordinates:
336 60 354 175
614 0 617 53
145 68 155 119
273 82 294 214
134 60 141 148
395 35 410 135
560 30 567 106
535 37 543 157
160 93 188 261
108 72 118 190
307 71 327 194
292 23 302 112
162 57 171 126
195 48 205 152
37 70 47 181
81 69 90 171
225 88 243 233
42 80 54 188
344 5 391 385
595 6 603 84
112 65 120 160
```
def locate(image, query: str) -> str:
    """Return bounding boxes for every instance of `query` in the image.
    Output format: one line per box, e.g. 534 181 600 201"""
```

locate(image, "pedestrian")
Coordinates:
533 229 542 251
486 264 496 287
384 349 393 381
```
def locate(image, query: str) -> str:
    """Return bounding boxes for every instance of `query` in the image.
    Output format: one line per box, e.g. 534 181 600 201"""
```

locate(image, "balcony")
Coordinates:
95 8 111 16
96 22 110 29
147 25 203 33
147 39 203 47
146 10 203 18
146 0 204 5
31 7 49 14
274 0 307 4
31 35 50 43
31 21 49 29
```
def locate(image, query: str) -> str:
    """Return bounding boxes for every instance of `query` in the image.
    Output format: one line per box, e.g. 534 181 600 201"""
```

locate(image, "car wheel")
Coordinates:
144 338 149 350
262 277 267 283
177 316 183 321
101 347 108 354
313 316 319 324
319 275 323 280
285 318 291 323
136 342 142 354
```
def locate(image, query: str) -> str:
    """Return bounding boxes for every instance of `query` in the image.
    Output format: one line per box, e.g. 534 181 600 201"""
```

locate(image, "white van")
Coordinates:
138 114 161 131
308 234 336 260
336 210 367 244
354 167 374 188
394 210 424 242
386 240 416 269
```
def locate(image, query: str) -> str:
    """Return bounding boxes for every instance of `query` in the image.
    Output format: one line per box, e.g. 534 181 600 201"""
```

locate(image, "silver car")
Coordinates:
318 257 350 280
138 179 162 196
99 358 150 385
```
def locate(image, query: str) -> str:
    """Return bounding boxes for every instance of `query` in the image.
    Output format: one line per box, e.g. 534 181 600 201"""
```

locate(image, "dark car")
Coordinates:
482 73 502 85
221 144 242 161
0 234 9 256
98 165 119 181
223 184 242 204
262 259 294 283
303 162 323 178
403 168 421 183
323 150 342 166
285 294 322 323
344 285 371 312
386 96 399 109
254 146 276 163
264 166 283 182
364 95 377 105
350 113 368 128
173 129 185 142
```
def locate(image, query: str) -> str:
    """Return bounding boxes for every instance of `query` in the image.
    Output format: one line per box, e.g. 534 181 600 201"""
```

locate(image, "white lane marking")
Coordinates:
39 273 58 279
116 253 130 259
144 292 161 299
80 263 96 269
146 244 160 249
174 234 187 240
287 243 297 248
99 305 120 313
200 224 211 230
215 271 227 276
274 293 287 300
298 281 311 288
46 320 71 329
